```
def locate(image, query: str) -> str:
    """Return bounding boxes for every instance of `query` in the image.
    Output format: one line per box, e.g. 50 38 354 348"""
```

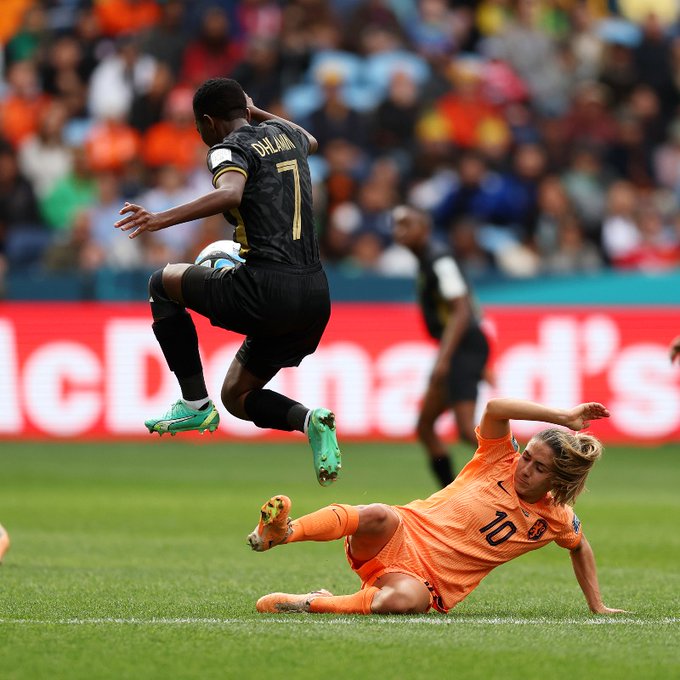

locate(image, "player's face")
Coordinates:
392 208 424 249
514 439 554 503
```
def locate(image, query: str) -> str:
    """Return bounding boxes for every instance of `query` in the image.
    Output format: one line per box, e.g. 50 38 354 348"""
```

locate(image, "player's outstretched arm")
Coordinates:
245 95 318 154
479 398 610 440
570 536 627 615
115 173 246 239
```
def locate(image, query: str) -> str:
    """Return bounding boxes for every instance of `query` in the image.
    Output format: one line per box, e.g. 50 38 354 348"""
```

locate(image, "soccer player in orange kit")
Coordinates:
247 397 626 616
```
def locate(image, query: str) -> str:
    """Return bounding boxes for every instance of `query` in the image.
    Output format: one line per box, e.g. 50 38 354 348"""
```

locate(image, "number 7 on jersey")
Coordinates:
276 159 302 240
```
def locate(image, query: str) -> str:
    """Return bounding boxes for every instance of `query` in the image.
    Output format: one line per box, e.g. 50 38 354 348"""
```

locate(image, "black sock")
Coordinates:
430 456 454 488
152 312 207 401
178 374 209 402
243 390 309 432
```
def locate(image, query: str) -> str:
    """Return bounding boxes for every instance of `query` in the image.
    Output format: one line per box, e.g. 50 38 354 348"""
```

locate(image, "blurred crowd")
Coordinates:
2 0 680 297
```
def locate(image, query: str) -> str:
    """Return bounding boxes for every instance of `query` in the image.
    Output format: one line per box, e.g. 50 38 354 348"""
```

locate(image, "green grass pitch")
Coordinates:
1 438 678 680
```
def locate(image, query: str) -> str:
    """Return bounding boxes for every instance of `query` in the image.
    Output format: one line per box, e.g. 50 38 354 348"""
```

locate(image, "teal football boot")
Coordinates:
307 408 341 486
145 399 220 436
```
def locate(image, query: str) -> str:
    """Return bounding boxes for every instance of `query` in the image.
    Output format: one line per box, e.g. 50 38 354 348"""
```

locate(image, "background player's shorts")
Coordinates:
447 325 489 402
181 261 330 380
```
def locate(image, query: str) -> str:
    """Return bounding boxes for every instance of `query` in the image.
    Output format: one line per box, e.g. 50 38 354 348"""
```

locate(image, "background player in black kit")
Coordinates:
114 78 340 486
392 205 490 488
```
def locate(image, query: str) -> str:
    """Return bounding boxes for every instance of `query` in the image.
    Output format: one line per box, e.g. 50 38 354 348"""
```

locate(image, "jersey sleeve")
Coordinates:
553 505 583 550
432 255 468 300
471 426 520 467
264 119 310 157
207 142 251 188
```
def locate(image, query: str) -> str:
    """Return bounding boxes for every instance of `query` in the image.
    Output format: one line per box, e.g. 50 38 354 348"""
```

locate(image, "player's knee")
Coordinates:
148 268 170 302
220 382 240 416
371 587 430 615
149 266 184 320
357 504 393 534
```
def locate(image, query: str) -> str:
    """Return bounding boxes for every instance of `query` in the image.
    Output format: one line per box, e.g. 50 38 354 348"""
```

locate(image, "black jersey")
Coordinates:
417 242 481 340
206 119 319 267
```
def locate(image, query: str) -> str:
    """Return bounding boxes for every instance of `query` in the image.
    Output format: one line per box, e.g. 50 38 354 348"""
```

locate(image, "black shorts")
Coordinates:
447 325 489 402
181 261 330 381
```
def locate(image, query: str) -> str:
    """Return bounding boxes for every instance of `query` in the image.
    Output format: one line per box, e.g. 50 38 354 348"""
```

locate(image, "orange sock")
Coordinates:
309 587 379 615
287 504 359 543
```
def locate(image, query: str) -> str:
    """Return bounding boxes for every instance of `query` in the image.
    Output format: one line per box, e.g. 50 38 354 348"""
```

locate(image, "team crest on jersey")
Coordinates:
208 148 232 170
572 514 581 534
528 519 548 541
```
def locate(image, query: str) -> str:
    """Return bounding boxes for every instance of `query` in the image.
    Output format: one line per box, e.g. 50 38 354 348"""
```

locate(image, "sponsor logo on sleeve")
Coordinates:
511 435 519 452
572 514 581 534
208 148 232 171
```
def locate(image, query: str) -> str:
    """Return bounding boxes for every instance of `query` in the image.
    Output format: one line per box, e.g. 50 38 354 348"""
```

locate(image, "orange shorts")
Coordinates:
343 507 446 613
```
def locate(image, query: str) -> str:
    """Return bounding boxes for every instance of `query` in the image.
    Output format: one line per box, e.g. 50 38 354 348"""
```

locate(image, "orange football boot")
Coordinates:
256 590 333 613
247 495 292 552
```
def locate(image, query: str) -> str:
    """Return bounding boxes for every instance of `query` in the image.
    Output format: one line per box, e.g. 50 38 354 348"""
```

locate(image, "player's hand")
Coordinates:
563 402 610 431
244 93 255 111
669 336 680 364
115 202 163 239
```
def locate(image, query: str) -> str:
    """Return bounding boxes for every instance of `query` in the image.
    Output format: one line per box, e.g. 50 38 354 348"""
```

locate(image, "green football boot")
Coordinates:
307 408 341 486
144 399 220 436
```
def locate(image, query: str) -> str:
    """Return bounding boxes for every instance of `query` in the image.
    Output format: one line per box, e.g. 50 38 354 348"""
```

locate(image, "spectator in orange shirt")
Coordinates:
248 397 625 617
0 0 33 44
142 87 204 172
435 59 503 149
95 0 160 38
0 60 51 149
84 115 141 174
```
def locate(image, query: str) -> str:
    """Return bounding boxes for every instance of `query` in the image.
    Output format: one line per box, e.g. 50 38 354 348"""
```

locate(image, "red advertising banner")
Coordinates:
1 303 678 442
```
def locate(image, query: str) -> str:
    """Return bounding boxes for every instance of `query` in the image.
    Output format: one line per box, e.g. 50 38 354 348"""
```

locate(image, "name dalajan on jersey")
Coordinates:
208 133 296 171
250 133 295 158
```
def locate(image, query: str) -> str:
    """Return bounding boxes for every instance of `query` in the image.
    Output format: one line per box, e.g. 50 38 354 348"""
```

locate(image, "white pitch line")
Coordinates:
0 617 678 626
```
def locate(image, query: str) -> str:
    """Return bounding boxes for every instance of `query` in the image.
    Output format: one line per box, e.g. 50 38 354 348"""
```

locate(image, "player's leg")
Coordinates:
229 265 339 484
220 355 306 428
251 501 425 615
248 496 398 559
447 327 489 458
450 400 477 446
144 263 219 435
256 573 430 615
223 349 340 486
0 523 10 564
416 378 454 487
369 573 432 614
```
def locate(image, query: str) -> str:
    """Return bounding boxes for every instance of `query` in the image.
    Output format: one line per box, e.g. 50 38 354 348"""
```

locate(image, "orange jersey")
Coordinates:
348 428 582 613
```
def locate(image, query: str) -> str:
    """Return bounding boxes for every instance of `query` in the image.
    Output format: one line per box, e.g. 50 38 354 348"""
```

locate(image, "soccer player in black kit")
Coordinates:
114 78 340 486
392 205 490 488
